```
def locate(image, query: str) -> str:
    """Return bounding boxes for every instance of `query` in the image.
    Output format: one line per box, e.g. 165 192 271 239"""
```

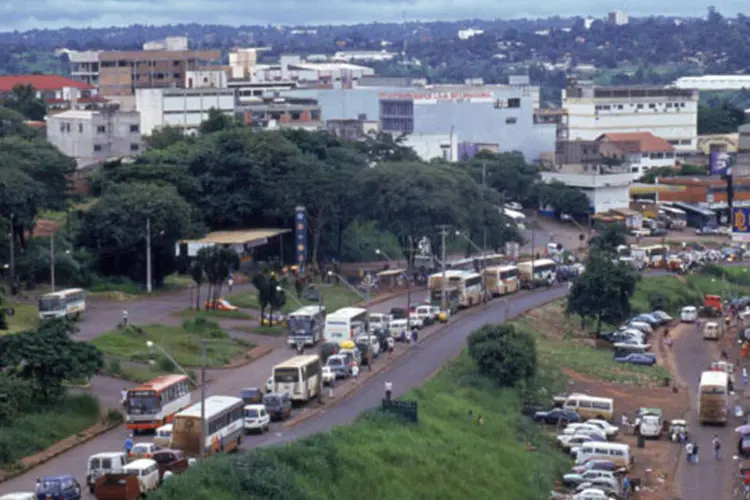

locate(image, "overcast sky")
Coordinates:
0 0 746 32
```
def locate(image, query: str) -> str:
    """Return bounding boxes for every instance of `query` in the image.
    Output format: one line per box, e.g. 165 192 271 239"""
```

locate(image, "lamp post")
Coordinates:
277 285 304 308
455 231 486 268
375 248 397 267
327 270 368 304
147 340 206 458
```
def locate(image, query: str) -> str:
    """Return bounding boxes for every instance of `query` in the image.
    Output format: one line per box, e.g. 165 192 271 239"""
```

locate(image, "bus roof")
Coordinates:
377 268 407 277
129 374 189 393
429 270 478 279
176 395 242 420
326 307 368 320
40 288 84 298
517 259 556 267
450 271 481 280
484 264 518 272
700 371 729 386
288 305 325 317
274 355 320 369
659 206 686 215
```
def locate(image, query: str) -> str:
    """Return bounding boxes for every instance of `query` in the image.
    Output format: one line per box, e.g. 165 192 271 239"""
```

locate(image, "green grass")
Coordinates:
149 353 571 500
3 303 40 335
0 393 100 467
175 308 253 321
228 284 362 314
91 319 248 368
117 364 180 384
86 274 193 299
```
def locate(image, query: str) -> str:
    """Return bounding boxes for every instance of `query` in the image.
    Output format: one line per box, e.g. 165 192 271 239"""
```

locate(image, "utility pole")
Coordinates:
437 225 450 312
482 162 488 252
8 214 14 292
530 226 536 288
50 232 55 292
200 341 206 459
146 217 152 293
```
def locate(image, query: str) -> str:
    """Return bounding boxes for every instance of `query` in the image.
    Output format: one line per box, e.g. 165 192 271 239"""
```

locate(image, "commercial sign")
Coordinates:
295 206 307 273
710 152 735 175
732 207 750 242
378 91 495 104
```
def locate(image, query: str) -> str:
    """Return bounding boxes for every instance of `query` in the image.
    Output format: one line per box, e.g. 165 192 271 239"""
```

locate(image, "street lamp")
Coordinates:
277 285 304 308
147 340 207 458
455 231 486 267
375 248 397 266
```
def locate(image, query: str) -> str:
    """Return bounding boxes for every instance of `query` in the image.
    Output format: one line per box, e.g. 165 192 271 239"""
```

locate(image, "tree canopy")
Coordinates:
467 323 537 387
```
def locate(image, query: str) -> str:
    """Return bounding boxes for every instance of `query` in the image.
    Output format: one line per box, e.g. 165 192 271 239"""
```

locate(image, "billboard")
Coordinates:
710 152 736 175
378 91 495 104
732 207 750 242
295 206 307 272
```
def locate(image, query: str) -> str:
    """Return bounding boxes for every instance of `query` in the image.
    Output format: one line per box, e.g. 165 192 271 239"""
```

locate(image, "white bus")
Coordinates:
38 288 86 320
172 395 244 456
287 305 326 347
517 259 557 288
125 374 192 432
698 371 729 425
483 265 520 296
271 355 322 402
447 253 506 271
659 205 687 230
632 245 668 268
323 307 368 343
448 271 483 308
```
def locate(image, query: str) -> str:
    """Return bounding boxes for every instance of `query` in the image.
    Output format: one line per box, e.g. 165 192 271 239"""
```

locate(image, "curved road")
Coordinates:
0 283 567 494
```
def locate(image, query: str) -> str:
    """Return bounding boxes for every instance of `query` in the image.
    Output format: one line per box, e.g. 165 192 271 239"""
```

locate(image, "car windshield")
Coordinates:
264 396 279 406
39 480 62 493
153 453 175 464
245 408 259 418
327 358 343 367
288 317 312 332
131 444 149 454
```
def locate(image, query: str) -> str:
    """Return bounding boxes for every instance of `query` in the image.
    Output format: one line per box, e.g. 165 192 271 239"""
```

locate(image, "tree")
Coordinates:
1 84 46 121
647 291 670 312
467 324 537 387
463 151 540 205
566 253 639 335
190 262 204 311
145 125 190 149
357 131 421 164
532 181 591 216
639 163 707 184
199 108 235 135
252 273 271 319
0 320 103 400
77 183 194 287
698 102 745 135
0 107 39 139
588 223 628 255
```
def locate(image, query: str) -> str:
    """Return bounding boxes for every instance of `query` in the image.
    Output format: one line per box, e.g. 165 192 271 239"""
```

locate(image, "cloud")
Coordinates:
0 0 748 31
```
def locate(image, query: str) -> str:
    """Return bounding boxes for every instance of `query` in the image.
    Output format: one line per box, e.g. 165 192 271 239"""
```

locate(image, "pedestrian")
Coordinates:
124 434 134 454
227 277 234 292
122 309 129 327
665 336 673 350
120 388 128 407
366 351 372 372
685 441 694 464
633 416 642 436
713 434 722 460
622 475 631 498
722 349 729 360
328 377 335 399
387 337 395 359
621 414 630 435
385 380 393 402
693 442 700 464
352 363 360 382
411 328 418 344
35 478 41 494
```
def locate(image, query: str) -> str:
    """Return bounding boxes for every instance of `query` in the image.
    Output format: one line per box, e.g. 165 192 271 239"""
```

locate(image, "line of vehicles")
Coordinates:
599 310 673 367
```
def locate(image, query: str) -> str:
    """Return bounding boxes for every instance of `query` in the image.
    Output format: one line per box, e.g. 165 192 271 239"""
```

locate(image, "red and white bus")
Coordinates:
125 374 192 432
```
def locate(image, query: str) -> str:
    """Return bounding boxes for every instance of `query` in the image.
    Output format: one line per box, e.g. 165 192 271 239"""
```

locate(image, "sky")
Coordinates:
0 0 747 32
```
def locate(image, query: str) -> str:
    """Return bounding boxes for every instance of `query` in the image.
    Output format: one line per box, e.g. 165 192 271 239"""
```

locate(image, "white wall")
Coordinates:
136 89 235 135
404 133 459 162
135 89 165 136
588 185 630 213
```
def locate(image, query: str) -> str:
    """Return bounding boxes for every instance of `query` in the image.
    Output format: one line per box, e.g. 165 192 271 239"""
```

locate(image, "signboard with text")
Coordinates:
378 91 495 104
295 206 307 273
710 152 736 175
732 207 750 242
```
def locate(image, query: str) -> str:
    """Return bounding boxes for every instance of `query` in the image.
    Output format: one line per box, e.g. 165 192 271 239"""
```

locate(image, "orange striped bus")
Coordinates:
125 374 192 432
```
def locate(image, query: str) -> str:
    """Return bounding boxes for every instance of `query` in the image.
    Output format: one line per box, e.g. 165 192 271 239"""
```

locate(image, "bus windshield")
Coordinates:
274 368 299 383
39 297 64 312
127 390 160 415
701 386 726 395
288 317 312 332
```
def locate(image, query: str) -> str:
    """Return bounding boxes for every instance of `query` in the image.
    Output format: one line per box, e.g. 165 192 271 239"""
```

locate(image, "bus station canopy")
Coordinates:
181 229 290 246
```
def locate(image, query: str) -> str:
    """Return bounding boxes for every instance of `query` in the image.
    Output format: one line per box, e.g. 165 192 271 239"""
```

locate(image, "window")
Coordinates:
78 123 83 133
592 401 610 410
648 103 656 109
617 104 623 110
637 104 644 109
505 117 517 124
579 400 592 408
130 124 139 133
507 98 521 108
93 145 102 152
130 143 140 152
97 125 106 133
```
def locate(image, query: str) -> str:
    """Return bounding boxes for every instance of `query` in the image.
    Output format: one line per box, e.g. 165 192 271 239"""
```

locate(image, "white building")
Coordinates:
597 132 677 176
65 50 101 86
608 11 629 25
673 75 750 91
46 108 143 169
563 82 699 154
458 28 484 40
186 69 228 89
540 171 633 214
403 133 459 162
143 36 188 51
135 88 236 136
332 51 395 62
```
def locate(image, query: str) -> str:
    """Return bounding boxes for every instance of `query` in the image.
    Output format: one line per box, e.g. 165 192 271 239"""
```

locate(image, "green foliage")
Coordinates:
532 180 591 216
145 125 192 150
198 108 236 135
250 271 286 317
566 252 639 334
229 284 360 314
0 319 103 400
0 84 46 121
196 246 240 309
588 223 628 255
639 163 708 184
647 291 670 312
0 107 39 139
338 220 404 262
467 324 537 386
149 353 568 500
698 102 745 134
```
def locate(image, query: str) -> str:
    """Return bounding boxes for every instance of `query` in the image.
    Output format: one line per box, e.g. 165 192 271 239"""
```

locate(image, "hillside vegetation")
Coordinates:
150 354 569 500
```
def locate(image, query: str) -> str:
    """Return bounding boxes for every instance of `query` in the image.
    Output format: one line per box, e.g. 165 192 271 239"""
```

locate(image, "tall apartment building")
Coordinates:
608 11 629 25
563 81 699 154
135 87 235 135
46 107 143 169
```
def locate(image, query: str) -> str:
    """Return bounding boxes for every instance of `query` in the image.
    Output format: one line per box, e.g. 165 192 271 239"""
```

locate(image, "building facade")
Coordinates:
403 133 460 162
608 10 629 25
563 81 699 154
326 118 379 140
540 171 633 214
237 97 322 130
135 88 236 135
0 75 107 114
673 75 750 92
46 108 143 168
597 132 676 176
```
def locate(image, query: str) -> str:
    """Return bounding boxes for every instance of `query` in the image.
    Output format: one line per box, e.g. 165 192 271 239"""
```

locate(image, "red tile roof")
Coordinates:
596 132 675 153
0 75 93 93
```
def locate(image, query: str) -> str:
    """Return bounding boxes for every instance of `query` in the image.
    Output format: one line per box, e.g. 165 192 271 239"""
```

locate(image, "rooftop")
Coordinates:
0 75 93 93
597 132 674 153
183 229 291 245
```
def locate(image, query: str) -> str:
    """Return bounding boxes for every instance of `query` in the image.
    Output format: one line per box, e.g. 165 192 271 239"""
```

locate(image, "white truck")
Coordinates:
637 408 663 438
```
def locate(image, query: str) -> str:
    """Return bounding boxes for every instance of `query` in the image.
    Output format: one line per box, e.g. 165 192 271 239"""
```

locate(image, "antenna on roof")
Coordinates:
402 10 407 58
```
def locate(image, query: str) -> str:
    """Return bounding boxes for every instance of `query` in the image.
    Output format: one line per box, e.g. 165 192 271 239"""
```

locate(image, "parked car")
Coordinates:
151 449 189 481
569 459 619 475
414 305 440 326
408 314 424 329
559 427 608 442
37 476 82 500
681 306 698 323
92 473 140 500
86 452 128 493
263 392 292 421
650 310 673 324
630 313 660 326
203 298 239 311
325 355 351 379
585 419 619 438
0 494 35 500
614 353 657 366
613 340 651 351
563 469 619 487
626 321 653 334
574 477 620 495
572 488 618 500
558 434 602 452
243 404 270 433
388 319 409 339
533 408 581 425
128 442 158 461
154 424 173 448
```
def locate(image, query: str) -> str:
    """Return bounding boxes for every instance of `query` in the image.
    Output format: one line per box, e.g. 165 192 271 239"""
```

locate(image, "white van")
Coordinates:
681 306 698 323
86 451 128 493
639 413 663 438
703 322 721 340
575 442 632 469
563 395 615 421
154 423 173 448
0 494 35 500
123 458 160 493
369 313 392 333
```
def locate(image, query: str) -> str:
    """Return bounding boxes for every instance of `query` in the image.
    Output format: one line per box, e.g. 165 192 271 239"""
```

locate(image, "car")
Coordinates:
562 423 602 435
612 341 651 352
681 306 698 323
354 334 381 358
533 408 581 425
128 442 158 461
0 494 35 500
265 375 274 394
414 305 440 326
368 313 392 335
240 387 264 405
559 427 608 442
322 366 335 385
558 434 601 451
203 298 239 311
325 355 351 379
626 321 653 334
630 313 660 326
651 228 668 237
388 319 408 339
574 477 620 495
650 310 673 324
506 201 523 211
263 392 292 421
614 352 657 366
243 404 271 433
569 459 619 475
563 469 619 487
585 419 619 438
86 452 128 493
151 449 189 481
408 314 424 329
572 487 619 500
36 476 82 500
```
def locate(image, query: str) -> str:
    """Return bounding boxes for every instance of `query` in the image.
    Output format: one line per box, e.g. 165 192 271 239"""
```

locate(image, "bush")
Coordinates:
159 356 176 372
107 359 122 375
467 324 537 387
647 291 670 312
106 408 124 424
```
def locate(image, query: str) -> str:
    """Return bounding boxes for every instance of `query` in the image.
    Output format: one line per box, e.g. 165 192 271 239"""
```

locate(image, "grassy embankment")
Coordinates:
93 318 252 383
151 353 572 500
1 303 40 336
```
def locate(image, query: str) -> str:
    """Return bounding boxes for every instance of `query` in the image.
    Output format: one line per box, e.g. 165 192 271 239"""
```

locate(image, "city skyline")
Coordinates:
0 0 746 32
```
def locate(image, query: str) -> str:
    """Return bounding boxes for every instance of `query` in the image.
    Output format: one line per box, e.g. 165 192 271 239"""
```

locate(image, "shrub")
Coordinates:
106 408 124 424
467 324 537 387
647 291 670 312
106 359 122 375
159 356 176 372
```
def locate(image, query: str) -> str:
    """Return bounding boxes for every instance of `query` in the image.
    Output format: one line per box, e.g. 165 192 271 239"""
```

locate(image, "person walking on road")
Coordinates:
385 380 393 402
328 377 335 399
621 414 631 435
124 434 134 454
411 328 418 345
713 435 722 461
685 442 694 464
122 309 129 327
693 442 700 464
120 388 128 407
352 363 360 382
622 475 631 498
387 337 395 359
